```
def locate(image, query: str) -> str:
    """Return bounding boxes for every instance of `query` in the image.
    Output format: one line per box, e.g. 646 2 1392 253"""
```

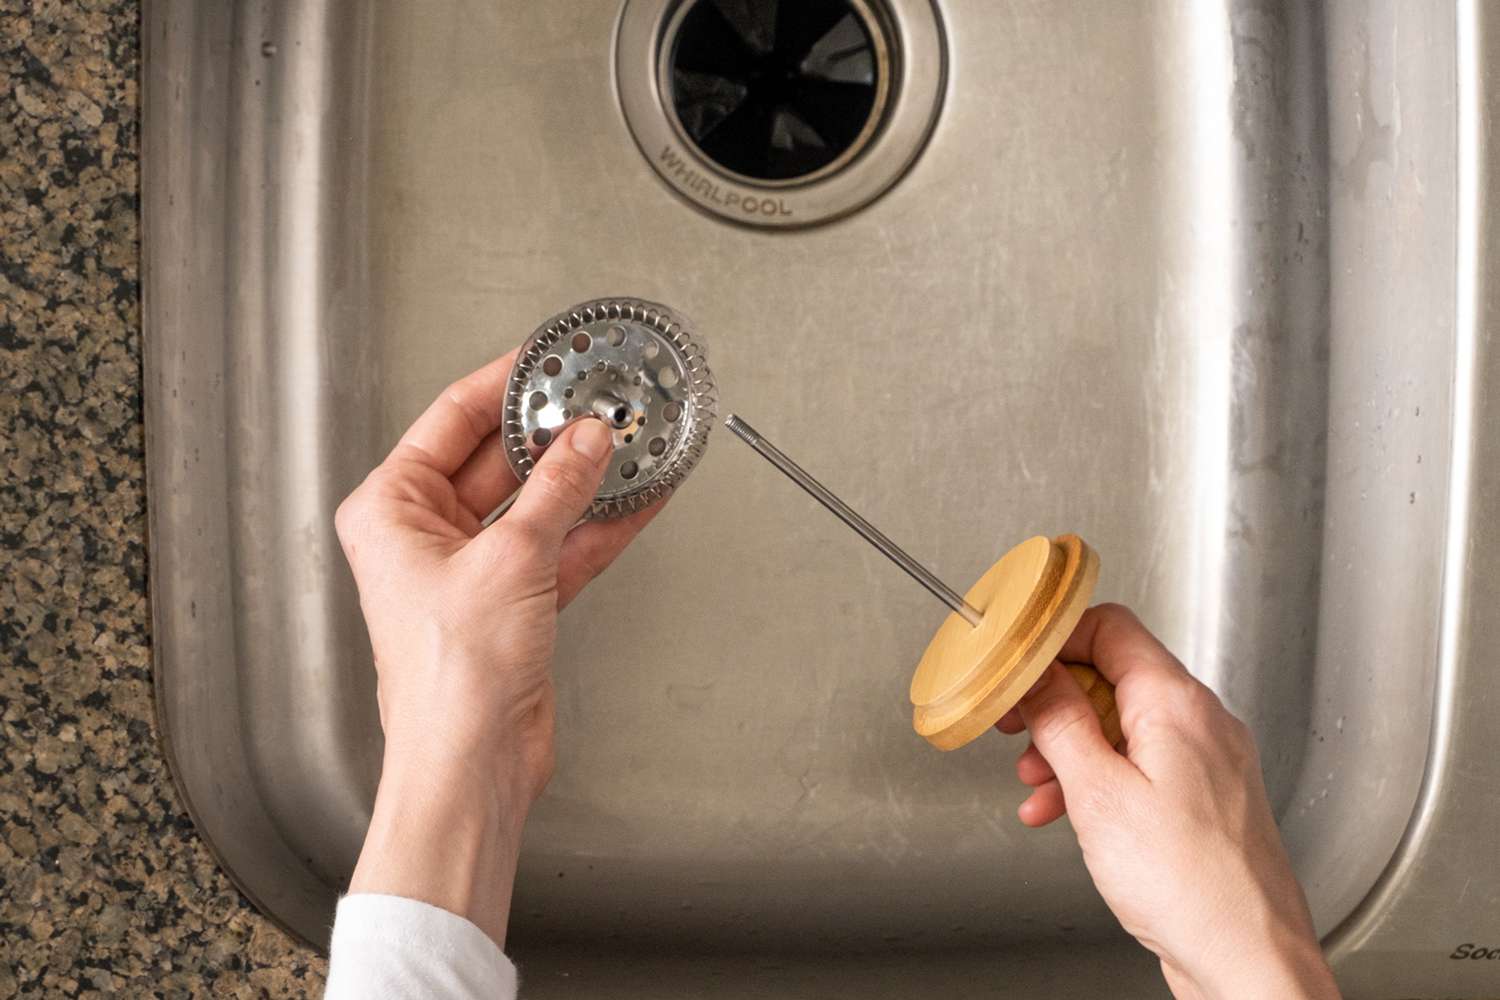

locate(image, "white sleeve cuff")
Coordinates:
324 893 518 999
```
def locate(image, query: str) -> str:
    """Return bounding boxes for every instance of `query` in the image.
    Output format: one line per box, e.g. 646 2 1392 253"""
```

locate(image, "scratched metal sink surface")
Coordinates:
143 2 1500 997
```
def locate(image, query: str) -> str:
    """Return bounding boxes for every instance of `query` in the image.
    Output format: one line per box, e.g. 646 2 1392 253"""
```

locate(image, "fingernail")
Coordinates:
571 419 613 461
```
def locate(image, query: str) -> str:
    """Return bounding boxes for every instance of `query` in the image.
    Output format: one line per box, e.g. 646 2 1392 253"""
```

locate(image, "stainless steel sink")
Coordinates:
142 1 1500 996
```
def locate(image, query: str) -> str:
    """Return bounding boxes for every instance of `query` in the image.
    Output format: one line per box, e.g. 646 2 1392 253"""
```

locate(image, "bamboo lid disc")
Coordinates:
908 535 1059 709
911 535 1101 751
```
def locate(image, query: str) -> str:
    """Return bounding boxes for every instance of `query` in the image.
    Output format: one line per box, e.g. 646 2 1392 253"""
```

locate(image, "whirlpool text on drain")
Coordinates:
658 146 794 217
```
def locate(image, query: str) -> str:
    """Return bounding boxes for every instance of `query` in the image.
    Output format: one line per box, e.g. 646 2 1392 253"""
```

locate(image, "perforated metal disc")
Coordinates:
503 298 716 518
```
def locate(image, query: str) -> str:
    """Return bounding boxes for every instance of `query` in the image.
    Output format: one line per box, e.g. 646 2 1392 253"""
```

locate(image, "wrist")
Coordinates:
381 722 538 792
1172 921 1338 1000
349 748 531 947
375 669 556 798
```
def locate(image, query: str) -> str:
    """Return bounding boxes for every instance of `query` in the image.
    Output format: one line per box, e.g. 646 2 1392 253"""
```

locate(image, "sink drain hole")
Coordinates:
668 0 890 182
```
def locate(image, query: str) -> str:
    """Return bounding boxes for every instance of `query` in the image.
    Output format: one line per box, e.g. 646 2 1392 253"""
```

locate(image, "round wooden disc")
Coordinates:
908 535 1058 708
911 535 1100 751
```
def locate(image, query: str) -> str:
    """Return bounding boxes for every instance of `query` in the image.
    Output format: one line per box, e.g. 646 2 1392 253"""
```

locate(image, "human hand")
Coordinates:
334 350 662 945
998 604 1340 999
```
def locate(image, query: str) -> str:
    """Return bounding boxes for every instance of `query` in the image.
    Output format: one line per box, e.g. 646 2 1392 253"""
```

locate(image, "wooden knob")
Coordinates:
910 535 1119 751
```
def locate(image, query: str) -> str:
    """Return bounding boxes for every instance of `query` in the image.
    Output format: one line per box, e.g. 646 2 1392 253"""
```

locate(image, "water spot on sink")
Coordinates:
1335 62 1396 200
667 681 714 711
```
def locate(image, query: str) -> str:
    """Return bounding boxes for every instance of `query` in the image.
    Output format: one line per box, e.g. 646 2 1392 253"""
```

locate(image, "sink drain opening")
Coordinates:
668 0 891 183
617 0 946 228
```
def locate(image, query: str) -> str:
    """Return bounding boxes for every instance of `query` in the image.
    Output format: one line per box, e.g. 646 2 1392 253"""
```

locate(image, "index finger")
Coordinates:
388 348 519 476
1058 603 1187 687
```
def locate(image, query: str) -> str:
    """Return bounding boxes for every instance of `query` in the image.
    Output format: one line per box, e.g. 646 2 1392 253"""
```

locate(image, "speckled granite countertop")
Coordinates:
0 3 324 995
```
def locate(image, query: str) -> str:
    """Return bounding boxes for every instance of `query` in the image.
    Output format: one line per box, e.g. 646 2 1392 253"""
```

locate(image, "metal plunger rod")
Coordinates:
724 415 984 628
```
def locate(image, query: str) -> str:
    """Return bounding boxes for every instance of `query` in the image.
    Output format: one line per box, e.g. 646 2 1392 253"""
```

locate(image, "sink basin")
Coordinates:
143 1 1500 995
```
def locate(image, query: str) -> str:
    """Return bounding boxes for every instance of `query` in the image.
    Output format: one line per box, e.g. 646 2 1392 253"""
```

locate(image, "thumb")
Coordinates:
1017 661 1126 795
502 419 614 549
